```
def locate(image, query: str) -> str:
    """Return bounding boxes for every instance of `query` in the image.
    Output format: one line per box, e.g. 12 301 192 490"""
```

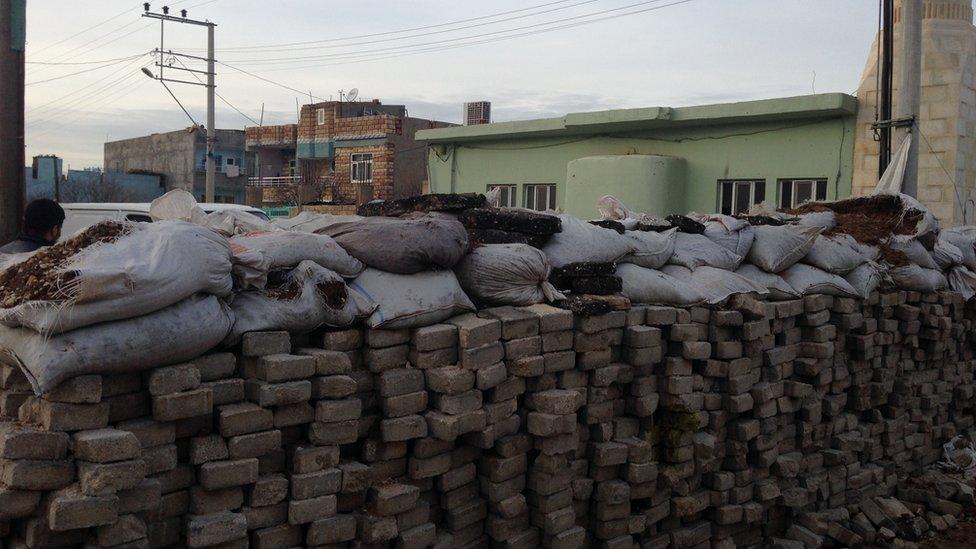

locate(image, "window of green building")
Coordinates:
487 184 516 207
778 179 827 209
718 179 765 215
524 184 556 211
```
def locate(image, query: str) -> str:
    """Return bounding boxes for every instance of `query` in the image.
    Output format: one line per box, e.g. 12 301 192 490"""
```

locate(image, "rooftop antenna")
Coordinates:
346 88 358 102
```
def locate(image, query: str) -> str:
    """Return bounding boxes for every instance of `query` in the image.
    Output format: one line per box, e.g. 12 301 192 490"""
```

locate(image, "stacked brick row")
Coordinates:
1 293 976 547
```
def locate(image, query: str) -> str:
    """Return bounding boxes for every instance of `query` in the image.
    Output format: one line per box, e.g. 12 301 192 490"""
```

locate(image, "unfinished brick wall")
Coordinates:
1 290 975 548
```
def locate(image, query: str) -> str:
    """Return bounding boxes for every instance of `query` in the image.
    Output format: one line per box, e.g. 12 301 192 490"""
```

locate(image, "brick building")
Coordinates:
245 100 454 208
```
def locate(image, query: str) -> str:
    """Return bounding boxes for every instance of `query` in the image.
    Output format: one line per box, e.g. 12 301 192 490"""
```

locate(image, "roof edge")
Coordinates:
416 93 857 144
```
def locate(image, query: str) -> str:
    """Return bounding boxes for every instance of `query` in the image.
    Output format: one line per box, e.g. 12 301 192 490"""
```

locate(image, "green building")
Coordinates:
416 94 857 219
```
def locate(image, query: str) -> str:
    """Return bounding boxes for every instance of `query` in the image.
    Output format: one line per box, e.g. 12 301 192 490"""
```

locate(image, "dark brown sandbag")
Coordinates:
467 228 550 248
320 217 470 274
459 208 562 235
551 262 616 279
358 193 486 217
665 214 706 234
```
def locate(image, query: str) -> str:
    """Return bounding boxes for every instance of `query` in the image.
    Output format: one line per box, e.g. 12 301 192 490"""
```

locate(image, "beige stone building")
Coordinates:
853 0 976 225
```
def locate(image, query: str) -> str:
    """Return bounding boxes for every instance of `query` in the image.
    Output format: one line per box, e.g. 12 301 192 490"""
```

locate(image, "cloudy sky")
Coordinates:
25 0 879 168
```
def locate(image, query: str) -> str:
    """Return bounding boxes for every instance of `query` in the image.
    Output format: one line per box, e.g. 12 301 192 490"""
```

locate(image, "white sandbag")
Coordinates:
229 231 364 277
321 217 470 274
932 238 964 270
780 263 859 298
889 235 939 270
149 189 207 223
690 214 755 257
940 227 976 270
735 264 800 300
899 193 940 242
747 225 821 273
542 215 632 268
888 264 948 293
620 228 676 269
948 266 976 301
616 264 706 307
668 233 743 270
455 244 563 306
802 234 868 275
843 262 884 299
225 261 375 345
275 211 365 233
204 209 277 236
856 243 882 262
351 269 476 329
796 211 837 231
0 294 233 395
0 220 233 335
661 265 767 305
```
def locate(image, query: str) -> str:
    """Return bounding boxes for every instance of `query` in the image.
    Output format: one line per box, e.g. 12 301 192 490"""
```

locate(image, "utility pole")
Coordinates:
877 0 895 176
0 0 25 244
206 22 215 203
142 4 217 203
897 0 922 198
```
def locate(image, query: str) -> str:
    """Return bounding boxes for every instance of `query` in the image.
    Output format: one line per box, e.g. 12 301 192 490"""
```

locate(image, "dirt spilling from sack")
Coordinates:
0 221 129 308
789 195 924 246
317 281 347 309
265 281 302 301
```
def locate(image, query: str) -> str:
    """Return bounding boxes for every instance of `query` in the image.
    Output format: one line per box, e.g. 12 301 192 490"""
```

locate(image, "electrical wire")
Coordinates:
222 0 680 64
26 53 148 66
28 55 151 115
25 54 150 86
172 57 261 125
223 0 695 73
217 62 328 102
29 76 152 141
28 59 151 126
201 0 587 52
218 0 600 55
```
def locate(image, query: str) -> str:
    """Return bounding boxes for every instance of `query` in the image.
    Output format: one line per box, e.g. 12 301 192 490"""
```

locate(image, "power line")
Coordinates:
26 54 148 65
28 60 151 126
217 0 600 55
173 57 261 125
223 0 695 72
28 4 136 57
206 0 587 52
25 54 149 86
218 61 328 102
27 56 151 115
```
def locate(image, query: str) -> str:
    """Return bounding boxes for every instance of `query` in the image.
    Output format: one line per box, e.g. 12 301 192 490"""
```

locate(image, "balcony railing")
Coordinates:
247 176 299 187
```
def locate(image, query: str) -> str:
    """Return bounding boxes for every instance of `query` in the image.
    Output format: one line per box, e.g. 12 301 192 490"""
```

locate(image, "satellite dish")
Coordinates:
346 88 359 102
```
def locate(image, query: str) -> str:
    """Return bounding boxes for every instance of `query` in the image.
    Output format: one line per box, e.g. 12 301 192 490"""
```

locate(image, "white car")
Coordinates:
60 202 270 240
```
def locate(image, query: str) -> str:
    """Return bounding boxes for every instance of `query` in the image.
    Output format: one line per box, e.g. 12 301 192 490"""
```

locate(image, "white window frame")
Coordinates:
523 184 556 211
487 184 516 207
351 153 374 184
717 179 765 215
779 178 827 209
316 108 326 126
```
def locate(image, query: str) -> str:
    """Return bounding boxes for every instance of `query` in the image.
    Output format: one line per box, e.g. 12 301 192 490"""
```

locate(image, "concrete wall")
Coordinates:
426 117 854 216
104 128 247 204
565 155 687 219
389 117 455 199
852 0 976 226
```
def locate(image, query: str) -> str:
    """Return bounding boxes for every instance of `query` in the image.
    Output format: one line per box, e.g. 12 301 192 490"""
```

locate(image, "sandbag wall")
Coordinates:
1 292 975 549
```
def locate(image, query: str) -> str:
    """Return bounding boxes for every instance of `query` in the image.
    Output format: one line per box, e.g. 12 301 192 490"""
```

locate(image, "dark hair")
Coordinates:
24 199 65 233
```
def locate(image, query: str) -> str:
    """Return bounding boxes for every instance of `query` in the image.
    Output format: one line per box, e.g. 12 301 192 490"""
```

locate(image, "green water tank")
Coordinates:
564 154 686 219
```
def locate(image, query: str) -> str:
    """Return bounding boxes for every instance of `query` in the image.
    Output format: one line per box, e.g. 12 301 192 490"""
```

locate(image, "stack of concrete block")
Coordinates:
3 289 976 547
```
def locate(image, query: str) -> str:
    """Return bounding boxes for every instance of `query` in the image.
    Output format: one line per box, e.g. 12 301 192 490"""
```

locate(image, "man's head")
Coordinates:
24 199 65 244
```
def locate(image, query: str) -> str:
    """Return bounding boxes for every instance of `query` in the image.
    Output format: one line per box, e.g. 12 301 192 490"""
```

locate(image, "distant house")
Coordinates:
104 127 247 204
245 99 454 211
416 94 858 219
